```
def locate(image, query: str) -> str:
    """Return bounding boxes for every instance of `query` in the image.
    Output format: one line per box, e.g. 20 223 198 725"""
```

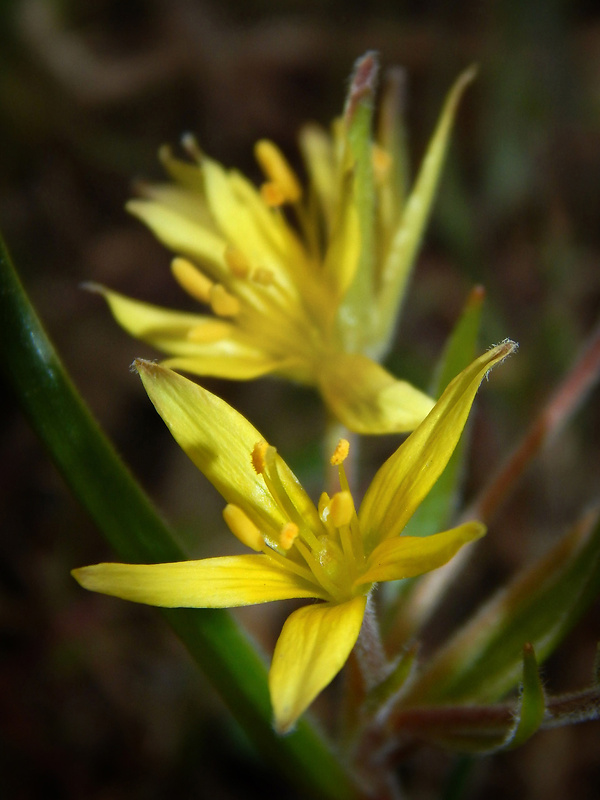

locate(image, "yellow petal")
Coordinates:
318 352 434 434
135 361 304 535
356 521 485 586
127 199 227 276
92 284 291 378
158 147 205 194
359 341 516 546
162 351 292 380
269 596 367 733
93 284 208 340
94 285 264 362
72 555 325 608
202 157 284 268
140 183 210 226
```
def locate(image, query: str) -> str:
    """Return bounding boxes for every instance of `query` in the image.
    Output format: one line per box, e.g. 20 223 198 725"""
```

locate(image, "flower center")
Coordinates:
221 438 368 602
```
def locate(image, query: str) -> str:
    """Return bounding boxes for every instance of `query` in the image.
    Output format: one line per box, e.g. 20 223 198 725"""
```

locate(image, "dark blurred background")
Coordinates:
2 1 600 797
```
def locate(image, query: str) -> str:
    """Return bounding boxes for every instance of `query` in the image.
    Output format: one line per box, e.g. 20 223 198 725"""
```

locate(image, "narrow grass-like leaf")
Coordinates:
401 510 600 706
338 52 377 349
0 235 357 800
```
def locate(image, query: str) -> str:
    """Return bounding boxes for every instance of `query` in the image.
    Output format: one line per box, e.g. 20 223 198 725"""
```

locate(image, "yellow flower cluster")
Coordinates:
94 54 475 434
74 54 515 734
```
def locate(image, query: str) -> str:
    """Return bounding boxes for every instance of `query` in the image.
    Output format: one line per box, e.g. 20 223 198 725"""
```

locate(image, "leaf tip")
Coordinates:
466 284 486 309
345 51 379 123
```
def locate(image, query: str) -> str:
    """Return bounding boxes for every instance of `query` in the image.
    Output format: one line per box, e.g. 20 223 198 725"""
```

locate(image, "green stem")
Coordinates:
355 595 390 690
0 235 359 800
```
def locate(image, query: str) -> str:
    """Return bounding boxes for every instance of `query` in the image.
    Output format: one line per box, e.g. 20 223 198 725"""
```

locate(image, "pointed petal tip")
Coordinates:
80 281 105 296
272 716 297 737
71 564 100 591
459 63 479 86
491 338 519 362
131 357 167 380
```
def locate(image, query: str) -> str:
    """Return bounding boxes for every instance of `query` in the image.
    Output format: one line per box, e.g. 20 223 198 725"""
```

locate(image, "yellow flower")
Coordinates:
72 341 514 733
94 54 476 434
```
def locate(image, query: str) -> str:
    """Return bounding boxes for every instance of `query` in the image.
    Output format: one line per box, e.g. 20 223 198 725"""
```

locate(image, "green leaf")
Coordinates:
363 643 419 720
337 51 378 350
0 235 357 800
401 509 600 706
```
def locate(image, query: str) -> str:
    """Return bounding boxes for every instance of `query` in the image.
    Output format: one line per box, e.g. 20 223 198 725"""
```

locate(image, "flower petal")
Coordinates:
202 158 285 268
136 361 315 535
318 352 434 434
359 341 516 546
269 596 367 733
72 554 326 607
95 286 289 378
127 199 227 277
162 352 294 380
356 521 485 586
94 285 229 349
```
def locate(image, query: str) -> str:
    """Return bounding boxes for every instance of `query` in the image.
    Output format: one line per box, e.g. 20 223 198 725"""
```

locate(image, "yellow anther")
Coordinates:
329 491 354 528
210 284 241 317
330 438 350 466
251 440 269 474
260 181 287 208
187 320 232 343
222 504 263 551
171 257 213 303
279 521 299 551
255 139 302 204
372 144 392 184
252 267 274 286
224 245 250 279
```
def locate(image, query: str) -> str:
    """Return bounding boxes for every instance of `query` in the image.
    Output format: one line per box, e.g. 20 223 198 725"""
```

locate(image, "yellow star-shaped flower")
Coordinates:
93 54 476 434
72 341 514 733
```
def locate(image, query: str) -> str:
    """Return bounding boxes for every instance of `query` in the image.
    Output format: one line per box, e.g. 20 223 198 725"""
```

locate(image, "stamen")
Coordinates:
251 440 269 474
172 257 213 303
329 491 354 528
252 267 274 286
222 504 263 551
333 445 365 563
210 284 241 317
295 539 342 602
260 544 324 591
224 245 250 279
279 522 299 551
330 438 350 466
255 139 302 204
258 445 322 553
